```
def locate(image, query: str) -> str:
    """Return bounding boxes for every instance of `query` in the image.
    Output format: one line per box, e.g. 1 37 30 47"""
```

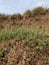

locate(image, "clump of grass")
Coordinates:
0 48 7 58
34 38 44 46
0 51 4 58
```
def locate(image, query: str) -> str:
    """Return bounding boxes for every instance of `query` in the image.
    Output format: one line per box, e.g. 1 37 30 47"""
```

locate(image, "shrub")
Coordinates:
47 8 49 13
9 14 22 21
31 7 47 16
16 14 22 20
23 10 32 19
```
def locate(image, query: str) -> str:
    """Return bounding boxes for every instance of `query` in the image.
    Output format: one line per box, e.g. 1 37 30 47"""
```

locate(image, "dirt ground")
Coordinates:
0 13 49 65
0 39 49 65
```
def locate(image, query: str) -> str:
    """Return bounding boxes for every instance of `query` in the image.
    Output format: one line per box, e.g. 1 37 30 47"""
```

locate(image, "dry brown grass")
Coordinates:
0 7 49 30
9 14 22 21
31 7 47 16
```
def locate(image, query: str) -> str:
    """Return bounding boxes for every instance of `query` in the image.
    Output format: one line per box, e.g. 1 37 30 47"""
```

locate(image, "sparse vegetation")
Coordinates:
0 7 49 65
0 28 49 46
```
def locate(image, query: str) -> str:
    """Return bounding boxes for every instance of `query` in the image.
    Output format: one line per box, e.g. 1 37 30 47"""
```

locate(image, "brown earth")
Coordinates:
0 8 49 65
0 39 49 65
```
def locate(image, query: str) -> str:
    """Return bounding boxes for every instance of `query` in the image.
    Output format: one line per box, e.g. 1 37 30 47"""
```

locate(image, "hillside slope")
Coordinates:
0 7 49 65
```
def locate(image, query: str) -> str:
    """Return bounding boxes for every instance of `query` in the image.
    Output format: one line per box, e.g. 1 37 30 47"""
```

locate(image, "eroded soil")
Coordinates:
0 39 49 65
